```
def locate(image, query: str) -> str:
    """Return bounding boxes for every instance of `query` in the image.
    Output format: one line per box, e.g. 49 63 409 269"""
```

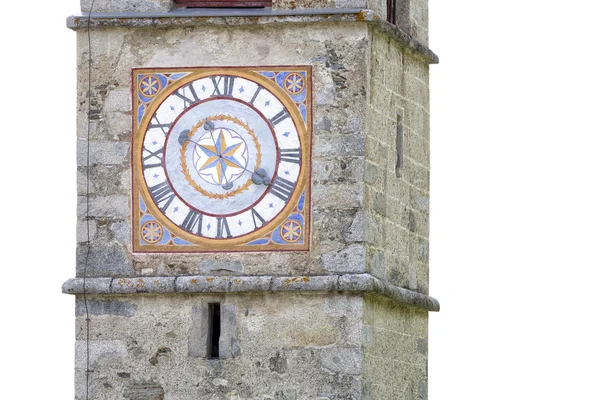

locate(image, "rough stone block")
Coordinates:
76 299 137 317
270 275 338 291
122 380 165 400
77 141 129 166
76 244 133 277
312 135 366 157
111 221 131 245
370 249 386 278
319 347 362 375
198 260 244 274
323 296 363 318
312 183 364 209
219 304 241 359
321 244 366 273
188 303 209 358
63 278 112 294
175 276 229 292
312 156 364 184
75 340 128 369
76 219 97 244
86 195 129 218
112 277 175 293
103 87 132 113
228 276 271 292
345 209 365 242
339 273 375 292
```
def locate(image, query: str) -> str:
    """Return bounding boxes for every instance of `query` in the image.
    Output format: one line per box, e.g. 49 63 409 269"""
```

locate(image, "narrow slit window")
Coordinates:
395 113 404 178
208 303 221 359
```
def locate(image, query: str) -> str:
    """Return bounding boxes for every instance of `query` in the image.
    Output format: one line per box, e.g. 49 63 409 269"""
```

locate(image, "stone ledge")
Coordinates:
62 273 440 312
66 8 438 64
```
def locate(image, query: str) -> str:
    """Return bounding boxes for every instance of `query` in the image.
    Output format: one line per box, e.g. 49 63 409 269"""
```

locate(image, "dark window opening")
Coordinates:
387 0 411 33
387 0 397 24
395 113 404 178
208 303 221 359
175 0 272 8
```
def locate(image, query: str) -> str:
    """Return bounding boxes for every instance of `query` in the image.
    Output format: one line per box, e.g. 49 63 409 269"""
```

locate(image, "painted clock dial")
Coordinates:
132 67 311 252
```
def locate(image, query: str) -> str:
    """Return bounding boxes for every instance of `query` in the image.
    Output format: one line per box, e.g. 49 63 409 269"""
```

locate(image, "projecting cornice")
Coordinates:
63 273 440 312
66 8 439 64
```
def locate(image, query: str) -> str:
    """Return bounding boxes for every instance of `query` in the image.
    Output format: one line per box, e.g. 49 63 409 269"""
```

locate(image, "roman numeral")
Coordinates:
142 146 163 169
249 86 263 105
269 176 296 201
149 181 175 211
269 109 289 126
181 210 203 235
251 208 266 229
216 217 232 239
279 148 301 164
149 115 171 136
211 76 235 97
173 84 199 107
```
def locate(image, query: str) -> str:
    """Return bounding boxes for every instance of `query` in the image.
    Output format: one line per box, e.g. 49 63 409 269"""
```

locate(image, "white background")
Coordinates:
1 0 599 398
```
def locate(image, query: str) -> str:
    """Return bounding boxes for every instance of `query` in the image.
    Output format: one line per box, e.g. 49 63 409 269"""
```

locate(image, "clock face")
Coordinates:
132 67 311 252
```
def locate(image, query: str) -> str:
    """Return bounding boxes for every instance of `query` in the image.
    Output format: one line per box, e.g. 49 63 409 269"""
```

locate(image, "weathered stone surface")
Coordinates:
77 141 129 166
76 244 133 277
79 195 129 218
321 244 366 273
175 276 230 292
312 183 364 209
319 347 362 375
63 277 112 294
77 219 97 243
270 275 338 291
112 277 175 293
312 134 366 157
63 274 440 311
123 380 165 400
219 304 241 359
75 340 128 369
76 299 137 317
111 221 131 245
188 304 209 358
198 260 244 274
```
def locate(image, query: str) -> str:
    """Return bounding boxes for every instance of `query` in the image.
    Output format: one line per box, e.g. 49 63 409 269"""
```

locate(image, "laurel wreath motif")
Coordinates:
180 114 263 200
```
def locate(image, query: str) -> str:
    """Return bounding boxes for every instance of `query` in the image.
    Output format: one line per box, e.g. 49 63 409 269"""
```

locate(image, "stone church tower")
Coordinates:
63 0 438 398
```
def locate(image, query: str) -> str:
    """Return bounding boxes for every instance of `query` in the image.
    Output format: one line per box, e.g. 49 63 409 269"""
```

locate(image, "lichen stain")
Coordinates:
149 346 172 366
117 278 132 287
206 277 214 282
191 279 198 284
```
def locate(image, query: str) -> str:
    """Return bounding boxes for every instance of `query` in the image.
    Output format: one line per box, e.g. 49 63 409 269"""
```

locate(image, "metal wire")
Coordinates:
83 1 96 399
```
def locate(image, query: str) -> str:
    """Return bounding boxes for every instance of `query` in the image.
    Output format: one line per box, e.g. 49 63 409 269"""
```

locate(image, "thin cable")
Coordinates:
83 1 96 400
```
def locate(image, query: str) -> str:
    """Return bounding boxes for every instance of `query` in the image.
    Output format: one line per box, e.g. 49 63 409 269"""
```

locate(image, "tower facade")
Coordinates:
64 0 438 399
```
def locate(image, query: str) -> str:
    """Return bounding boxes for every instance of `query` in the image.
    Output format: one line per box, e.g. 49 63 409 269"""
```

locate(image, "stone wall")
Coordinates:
74 291 429 399
363 295 428 399
364 28 430 295
70 5 436 399
76 22 370 278
75 292 365 399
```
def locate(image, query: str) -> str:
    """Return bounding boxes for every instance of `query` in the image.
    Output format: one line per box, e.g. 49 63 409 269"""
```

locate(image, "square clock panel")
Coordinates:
132 67 312 253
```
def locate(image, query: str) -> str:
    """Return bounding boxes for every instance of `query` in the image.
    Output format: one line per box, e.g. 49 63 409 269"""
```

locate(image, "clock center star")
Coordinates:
194 127 248 186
